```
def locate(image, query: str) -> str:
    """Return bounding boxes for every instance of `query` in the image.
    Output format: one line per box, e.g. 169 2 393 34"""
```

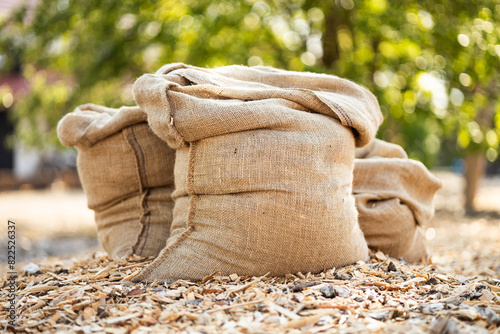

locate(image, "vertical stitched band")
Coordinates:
130 125 149 189
186 141 197 196
131 142 198 282
131 195 197 282
134 189 152 256
124 124 152 255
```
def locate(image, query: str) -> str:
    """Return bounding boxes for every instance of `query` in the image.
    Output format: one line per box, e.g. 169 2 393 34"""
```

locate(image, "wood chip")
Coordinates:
266 301 300 320
287 313 327 329
104 311 143 325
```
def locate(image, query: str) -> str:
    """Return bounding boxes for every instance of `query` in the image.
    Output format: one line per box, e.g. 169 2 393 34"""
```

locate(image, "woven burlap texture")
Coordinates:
354 139 442 262
57 104 175 258
132 63 384 282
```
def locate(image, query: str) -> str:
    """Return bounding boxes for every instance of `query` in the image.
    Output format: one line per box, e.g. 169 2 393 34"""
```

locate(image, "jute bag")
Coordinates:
132 63 383 282
353 139 442 262
57 104 175 258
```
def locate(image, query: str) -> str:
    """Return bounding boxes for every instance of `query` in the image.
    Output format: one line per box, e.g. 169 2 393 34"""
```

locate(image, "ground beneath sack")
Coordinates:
0 219 499 332
0 172 499 333
0 231 499 334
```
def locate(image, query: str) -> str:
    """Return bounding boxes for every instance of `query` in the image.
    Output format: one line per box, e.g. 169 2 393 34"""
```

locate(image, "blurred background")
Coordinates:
0 0 499 262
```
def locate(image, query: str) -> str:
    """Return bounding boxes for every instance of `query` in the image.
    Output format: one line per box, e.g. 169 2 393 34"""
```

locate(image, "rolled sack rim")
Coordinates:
133 63 383 148
57 103 147 148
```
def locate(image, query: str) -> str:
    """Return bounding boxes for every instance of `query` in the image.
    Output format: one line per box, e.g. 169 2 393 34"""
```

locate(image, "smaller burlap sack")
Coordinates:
132 63 383 282
353 139 442 262
57 104 175 258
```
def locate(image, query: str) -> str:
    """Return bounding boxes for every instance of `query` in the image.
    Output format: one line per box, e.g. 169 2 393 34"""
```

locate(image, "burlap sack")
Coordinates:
132 63 383 282
353 139 442 262
57 104 175 258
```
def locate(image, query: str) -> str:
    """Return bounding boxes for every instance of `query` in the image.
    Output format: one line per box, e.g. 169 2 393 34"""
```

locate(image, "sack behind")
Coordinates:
132 64 384 282
57 104 175 258
353 139 442 262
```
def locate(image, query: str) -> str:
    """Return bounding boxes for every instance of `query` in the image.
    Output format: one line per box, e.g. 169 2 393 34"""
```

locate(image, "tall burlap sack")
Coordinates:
132 63 383 282
57 104 175 258
353 139 442 262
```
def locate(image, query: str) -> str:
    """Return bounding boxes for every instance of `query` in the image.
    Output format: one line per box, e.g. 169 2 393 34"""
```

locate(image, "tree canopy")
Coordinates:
0 0 499 168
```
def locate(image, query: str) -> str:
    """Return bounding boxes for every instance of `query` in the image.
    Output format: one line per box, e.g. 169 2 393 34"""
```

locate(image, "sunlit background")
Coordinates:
0 0 499 260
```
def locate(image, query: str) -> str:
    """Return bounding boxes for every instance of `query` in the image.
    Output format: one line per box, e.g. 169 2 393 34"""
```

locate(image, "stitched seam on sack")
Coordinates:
122 127 145 193
186 141 198 229
134 189 152 256
334 96 361 124
123 125 151 256
313 94 352 127
186 141 197 196
131 199 196 282
131 125 167 253
130 125 149 188
322 97 353 127
132 143 198 282
121 128 145 257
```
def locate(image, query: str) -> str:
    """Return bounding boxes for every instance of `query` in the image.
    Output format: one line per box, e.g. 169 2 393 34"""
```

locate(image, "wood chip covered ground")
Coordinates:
1 210 500 334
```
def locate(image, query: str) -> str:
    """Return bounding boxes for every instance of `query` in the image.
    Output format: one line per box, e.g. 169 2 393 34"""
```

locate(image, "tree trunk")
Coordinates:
321 4 351 68
464 153 486 214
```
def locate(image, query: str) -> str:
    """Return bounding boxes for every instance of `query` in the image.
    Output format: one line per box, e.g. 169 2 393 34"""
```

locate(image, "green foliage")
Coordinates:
313 0 500 165
0 0 499 165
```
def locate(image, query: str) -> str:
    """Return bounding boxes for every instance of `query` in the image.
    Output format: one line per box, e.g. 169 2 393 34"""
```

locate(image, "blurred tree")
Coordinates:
314 0 500 211
0 0 498 211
